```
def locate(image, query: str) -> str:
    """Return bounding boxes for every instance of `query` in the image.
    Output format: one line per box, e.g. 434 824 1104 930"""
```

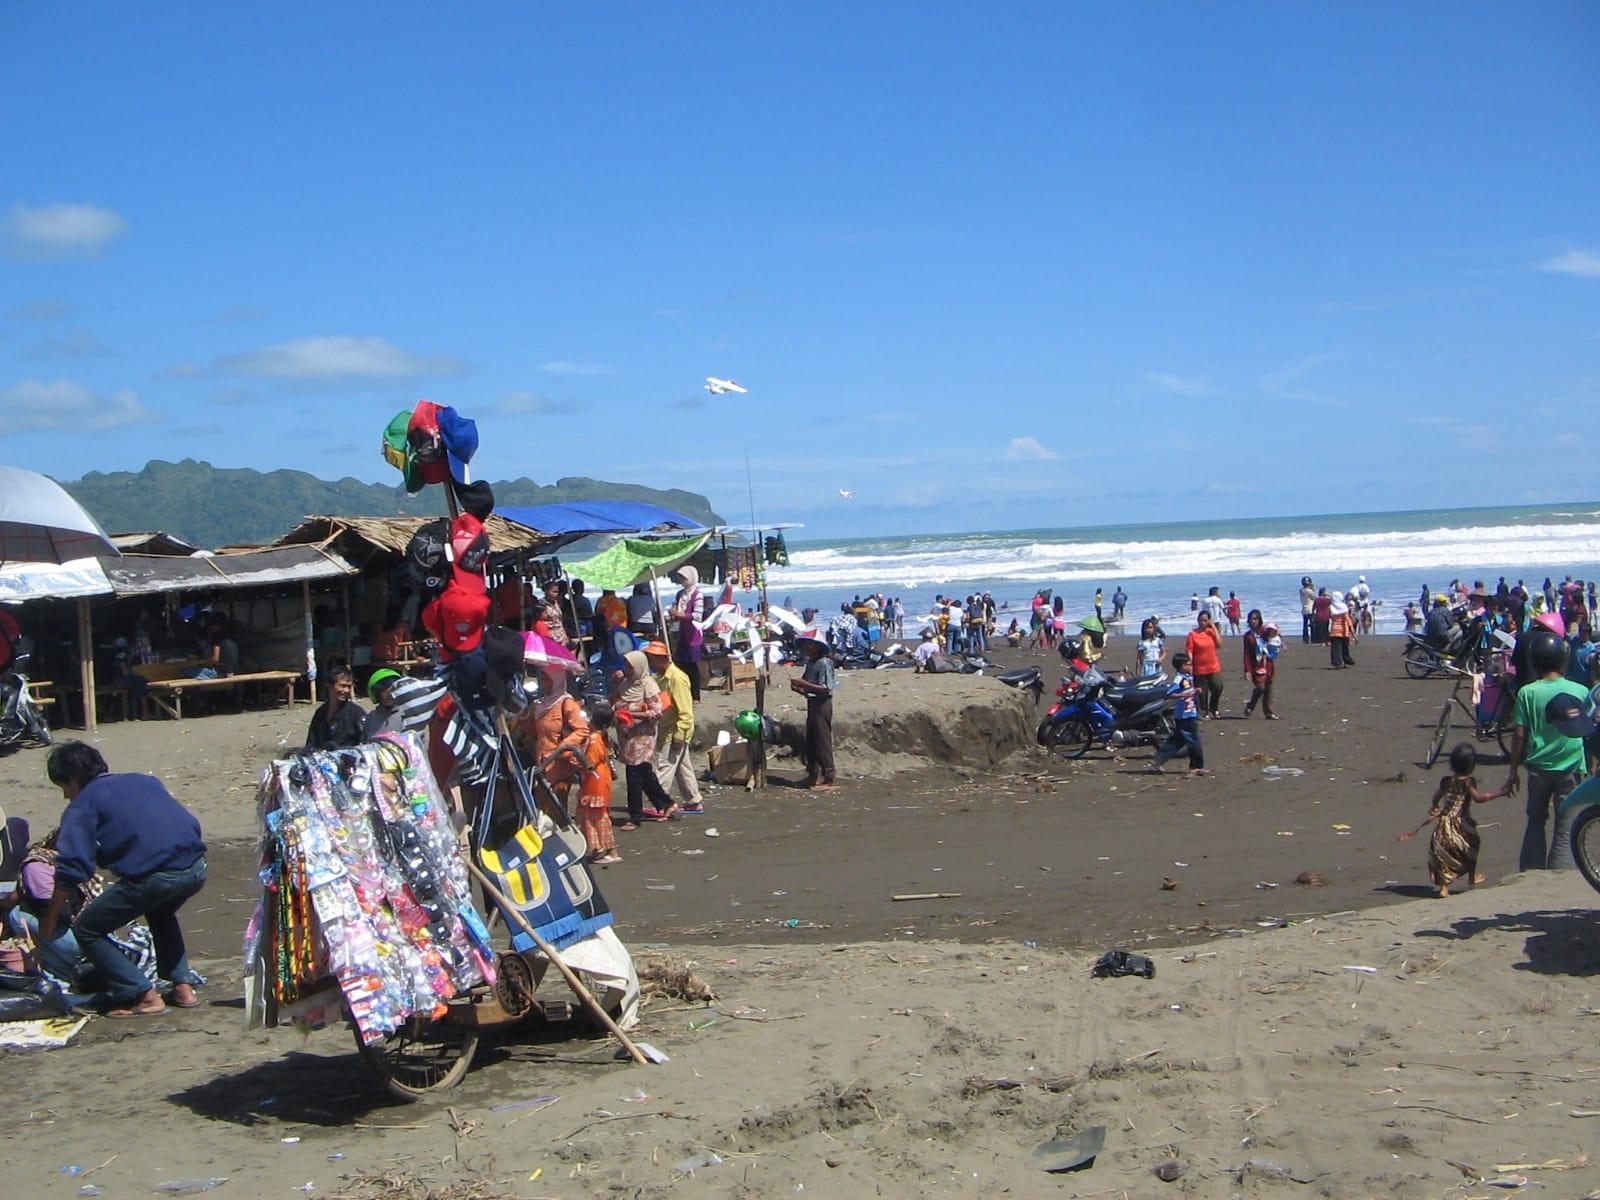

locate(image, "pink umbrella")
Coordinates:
522 630 583 673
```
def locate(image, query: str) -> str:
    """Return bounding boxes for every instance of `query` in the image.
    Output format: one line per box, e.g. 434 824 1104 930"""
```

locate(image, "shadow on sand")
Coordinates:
1413 907 1600 977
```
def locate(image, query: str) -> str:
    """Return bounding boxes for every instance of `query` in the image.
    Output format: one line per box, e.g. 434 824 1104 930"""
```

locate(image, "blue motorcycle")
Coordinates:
1559 776 1600 890
1035 663 1175 759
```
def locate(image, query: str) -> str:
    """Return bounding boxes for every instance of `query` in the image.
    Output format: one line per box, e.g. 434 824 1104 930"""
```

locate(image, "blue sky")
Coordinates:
2 3 1597 540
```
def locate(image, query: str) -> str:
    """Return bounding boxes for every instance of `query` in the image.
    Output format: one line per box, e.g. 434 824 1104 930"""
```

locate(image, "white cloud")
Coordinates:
160 361 206 380
0 378 160 431
494 390 583 415
216 335 465 383
1261 353 1346 408
19 329 115 361
5 202 127 258
1144 371 1216 397
538 360 615 376
1540 249 1600 279
1004 436 1061 461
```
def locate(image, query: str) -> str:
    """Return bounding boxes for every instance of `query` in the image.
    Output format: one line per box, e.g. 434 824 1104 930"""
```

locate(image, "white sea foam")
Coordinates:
771 521 1600 592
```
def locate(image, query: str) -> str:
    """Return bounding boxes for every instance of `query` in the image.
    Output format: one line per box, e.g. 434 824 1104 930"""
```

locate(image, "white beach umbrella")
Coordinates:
0 465 121 565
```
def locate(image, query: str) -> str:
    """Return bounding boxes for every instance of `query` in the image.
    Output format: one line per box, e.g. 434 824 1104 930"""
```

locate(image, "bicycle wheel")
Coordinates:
1424 702 1451 768
356 1014 480 1102
1491 689 1515 758
1571 807 1600 895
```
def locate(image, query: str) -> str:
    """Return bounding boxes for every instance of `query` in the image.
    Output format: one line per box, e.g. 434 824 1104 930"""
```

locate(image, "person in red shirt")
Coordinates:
371 606 410 666
1186 610 1225 719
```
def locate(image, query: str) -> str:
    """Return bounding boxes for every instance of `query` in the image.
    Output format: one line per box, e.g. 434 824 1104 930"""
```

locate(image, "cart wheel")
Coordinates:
356 1016 480 1102
1424 702 1451 768
1572 807 1600 895
1491 691 1515 758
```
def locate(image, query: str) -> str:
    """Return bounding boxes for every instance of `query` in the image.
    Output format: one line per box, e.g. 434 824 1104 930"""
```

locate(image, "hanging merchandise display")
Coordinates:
244 734 494 1042
382 400 480 493
764 532 789 567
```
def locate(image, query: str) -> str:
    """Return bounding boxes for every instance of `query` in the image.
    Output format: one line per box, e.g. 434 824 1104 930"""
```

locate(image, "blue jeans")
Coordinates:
73 858 207 1004
1519 769 1579 872
7 908 84 984
1155 716 1205 770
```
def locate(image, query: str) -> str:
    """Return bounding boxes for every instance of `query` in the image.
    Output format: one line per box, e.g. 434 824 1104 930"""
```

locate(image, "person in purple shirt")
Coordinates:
37 742 207 1017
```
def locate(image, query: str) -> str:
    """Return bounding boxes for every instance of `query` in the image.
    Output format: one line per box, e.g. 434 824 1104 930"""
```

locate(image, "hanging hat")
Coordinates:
1546 691 1598 739
382 400 479 492
452 477 495 519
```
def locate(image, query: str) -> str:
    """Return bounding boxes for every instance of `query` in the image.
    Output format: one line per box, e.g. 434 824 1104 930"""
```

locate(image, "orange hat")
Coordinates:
642 640 671 659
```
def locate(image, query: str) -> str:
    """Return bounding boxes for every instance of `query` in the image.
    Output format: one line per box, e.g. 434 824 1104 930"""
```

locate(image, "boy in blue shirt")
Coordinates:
1150 652 1210 775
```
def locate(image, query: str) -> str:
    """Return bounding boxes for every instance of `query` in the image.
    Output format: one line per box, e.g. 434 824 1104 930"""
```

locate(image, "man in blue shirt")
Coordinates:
38 742 207 1017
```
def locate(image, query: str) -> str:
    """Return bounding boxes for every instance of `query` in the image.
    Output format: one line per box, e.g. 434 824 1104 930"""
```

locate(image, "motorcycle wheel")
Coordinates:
1046 719 1094 760
1572 807 1600 895
1402 647 1436 679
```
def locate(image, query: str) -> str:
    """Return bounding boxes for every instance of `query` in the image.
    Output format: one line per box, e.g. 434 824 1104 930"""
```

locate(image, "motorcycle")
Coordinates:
0 650 51 751
1560 776 1600 894
1035 662 1175 759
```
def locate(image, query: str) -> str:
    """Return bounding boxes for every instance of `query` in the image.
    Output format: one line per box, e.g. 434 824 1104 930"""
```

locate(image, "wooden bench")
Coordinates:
23 679 56 713
142 670 303 721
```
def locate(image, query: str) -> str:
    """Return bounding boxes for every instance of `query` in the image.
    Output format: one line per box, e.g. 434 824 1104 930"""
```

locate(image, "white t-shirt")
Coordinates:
1202 594 1226 623
915 640 939 665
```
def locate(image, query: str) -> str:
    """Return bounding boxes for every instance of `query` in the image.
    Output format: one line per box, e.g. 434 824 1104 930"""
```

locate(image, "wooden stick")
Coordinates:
892 892 964 901
466 860 650 1066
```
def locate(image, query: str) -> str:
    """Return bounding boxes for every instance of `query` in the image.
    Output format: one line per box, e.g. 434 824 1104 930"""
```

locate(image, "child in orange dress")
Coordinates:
574 701 621 866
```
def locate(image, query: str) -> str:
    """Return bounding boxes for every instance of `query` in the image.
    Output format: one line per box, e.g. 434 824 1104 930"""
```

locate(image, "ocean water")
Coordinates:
759 503 1600 634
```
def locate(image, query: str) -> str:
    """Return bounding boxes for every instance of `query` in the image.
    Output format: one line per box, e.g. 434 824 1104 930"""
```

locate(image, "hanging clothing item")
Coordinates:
764 532 789 567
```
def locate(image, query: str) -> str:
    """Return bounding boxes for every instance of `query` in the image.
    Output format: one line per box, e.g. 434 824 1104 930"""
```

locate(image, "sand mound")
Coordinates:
697 666 1039 777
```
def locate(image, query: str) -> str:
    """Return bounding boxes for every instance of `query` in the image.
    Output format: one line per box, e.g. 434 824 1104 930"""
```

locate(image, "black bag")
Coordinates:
1090 949 1154 979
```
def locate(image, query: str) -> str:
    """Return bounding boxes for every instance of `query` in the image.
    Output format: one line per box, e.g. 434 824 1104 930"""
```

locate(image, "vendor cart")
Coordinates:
246 730 641 1101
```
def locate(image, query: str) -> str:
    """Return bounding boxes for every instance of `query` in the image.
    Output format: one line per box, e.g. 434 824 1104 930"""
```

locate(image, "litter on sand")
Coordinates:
0 1016 89 1050
1341 965 1379 974
1031 1125 1106 1173
1261 765 1305 778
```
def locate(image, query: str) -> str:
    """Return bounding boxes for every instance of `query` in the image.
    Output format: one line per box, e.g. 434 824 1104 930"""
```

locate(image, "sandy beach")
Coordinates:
4 638 1599 1197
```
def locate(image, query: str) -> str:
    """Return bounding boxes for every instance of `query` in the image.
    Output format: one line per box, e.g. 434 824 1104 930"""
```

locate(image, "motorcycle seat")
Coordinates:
1102 678 1170 704
997 667 1041 687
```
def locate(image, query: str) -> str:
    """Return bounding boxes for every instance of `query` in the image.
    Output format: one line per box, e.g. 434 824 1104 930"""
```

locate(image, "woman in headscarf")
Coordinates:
1328 591 1356 668
511 662 590 815
670 566 706 702
610 650 677 830
1242 609 1282 719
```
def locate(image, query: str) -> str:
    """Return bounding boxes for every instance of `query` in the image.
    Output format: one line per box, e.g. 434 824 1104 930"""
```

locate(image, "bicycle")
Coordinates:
1423 663 1514 768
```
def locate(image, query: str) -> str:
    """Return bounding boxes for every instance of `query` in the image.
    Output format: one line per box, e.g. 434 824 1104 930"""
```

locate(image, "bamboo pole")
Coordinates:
465 860 650 1065
77 596 97 732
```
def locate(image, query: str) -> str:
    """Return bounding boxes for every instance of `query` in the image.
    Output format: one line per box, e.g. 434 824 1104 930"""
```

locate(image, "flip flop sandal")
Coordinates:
617 822 641 832
168 996 203 1009
107 1005 168 1019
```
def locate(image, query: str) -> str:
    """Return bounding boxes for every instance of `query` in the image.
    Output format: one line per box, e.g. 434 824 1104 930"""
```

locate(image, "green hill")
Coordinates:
62 459 723 548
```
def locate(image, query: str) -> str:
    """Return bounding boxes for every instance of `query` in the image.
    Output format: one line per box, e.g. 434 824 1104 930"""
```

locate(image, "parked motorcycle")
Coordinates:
1035 663 1174 759
1560 776 1600 894
0 651 51 751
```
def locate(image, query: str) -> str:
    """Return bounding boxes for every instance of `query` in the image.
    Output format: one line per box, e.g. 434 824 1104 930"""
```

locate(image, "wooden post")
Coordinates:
340 579 354 670
77 596 97 732
302 580 315 700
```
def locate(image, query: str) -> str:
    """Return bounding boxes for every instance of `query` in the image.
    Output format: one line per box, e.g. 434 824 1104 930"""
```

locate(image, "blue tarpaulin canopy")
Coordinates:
495 502 707 553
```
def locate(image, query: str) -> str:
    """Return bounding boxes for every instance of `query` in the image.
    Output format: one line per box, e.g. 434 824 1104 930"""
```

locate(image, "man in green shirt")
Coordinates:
644 641 703 813
1506 631 1590 871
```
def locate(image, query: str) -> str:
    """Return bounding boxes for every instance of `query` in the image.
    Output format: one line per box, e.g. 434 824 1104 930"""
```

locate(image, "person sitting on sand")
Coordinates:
304 667 366 751
914 628 940 671
36 741 207 1017
1399 742 1506 897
